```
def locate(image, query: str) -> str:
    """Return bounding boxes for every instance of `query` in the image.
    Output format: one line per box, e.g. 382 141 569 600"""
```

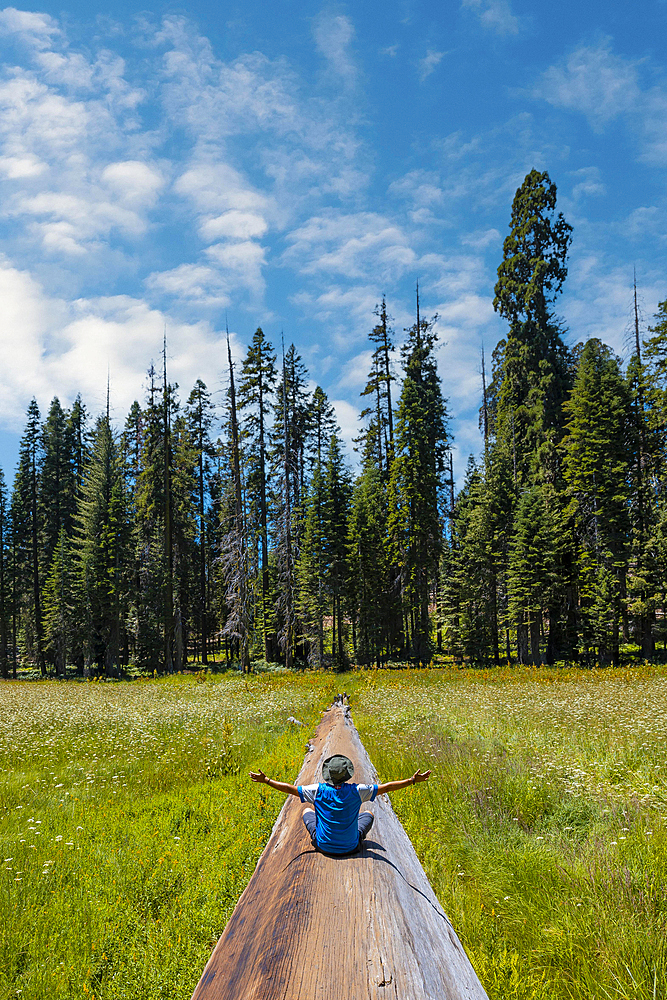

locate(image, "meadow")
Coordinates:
1 666 666 1000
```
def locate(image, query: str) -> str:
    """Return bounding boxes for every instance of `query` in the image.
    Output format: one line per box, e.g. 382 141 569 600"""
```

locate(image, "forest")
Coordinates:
1 167 666 677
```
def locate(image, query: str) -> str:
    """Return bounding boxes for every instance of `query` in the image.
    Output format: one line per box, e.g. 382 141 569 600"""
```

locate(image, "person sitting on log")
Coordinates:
250 754 431 856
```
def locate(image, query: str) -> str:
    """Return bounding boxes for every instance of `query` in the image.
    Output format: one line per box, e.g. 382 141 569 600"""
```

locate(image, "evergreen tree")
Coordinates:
347 457 391 666
387 292 449 665
322 432 352 668
238 329 276 661
77 416 134 677
441 458 501 664
360 298 395 474
39 397 75 578
0 469 8 678
42 529 80 676
12 400 45 673
507 485 562 665
562 339 631 665
492 169 573 486
184 381 216 663
220 337 251 672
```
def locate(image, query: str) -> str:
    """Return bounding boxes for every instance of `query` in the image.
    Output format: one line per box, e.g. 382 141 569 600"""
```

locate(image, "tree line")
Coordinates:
0 167 665 676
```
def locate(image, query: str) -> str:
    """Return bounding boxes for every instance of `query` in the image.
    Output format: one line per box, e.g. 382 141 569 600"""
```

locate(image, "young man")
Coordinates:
250 753 431 856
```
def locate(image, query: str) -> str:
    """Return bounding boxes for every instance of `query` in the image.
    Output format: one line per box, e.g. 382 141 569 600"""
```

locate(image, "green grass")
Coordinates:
1 667 666 999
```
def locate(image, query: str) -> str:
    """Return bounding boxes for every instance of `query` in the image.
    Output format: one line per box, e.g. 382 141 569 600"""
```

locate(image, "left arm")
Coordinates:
376 769 431 796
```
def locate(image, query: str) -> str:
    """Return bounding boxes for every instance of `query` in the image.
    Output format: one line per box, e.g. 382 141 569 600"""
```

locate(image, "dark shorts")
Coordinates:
302 809 374 855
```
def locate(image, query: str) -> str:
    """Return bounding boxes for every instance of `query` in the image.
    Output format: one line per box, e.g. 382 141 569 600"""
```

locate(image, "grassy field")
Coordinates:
1 666 666 1000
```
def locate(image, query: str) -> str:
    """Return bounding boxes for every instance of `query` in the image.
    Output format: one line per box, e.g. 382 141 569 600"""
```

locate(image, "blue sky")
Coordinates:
0 0 666 480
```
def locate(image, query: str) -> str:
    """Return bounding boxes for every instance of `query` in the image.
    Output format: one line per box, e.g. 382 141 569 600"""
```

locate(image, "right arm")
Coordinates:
376 769 431 796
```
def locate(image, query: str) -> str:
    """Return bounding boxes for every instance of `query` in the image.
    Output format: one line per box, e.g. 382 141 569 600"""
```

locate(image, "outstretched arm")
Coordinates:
376 769 431 796
249 769 300 797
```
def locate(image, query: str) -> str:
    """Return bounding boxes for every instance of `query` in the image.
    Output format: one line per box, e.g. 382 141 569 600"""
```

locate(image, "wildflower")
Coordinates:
55 836 63 842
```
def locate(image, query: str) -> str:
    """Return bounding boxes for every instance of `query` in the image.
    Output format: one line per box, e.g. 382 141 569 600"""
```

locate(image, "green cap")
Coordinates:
322 754 354 785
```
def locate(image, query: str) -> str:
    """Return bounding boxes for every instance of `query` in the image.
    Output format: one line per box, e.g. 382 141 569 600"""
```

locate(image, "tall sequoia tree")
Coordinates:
492 168 573 487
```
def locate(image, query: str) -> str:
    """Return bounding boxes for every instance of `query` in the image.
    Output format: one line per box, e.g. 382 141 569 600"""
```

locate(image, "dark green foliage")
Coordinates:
562 339 631 665
388 300 449 665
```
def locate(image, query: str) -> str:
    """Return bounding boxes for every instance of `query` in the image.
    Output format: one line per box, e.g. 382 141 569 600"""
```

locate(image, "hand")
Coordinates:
412 769 431 783
250 769 268 783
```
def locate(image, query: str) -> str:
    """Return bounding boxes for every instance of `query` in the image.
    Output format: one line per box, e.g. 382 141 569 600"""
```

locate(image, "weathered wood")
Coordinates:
192 703 489 1000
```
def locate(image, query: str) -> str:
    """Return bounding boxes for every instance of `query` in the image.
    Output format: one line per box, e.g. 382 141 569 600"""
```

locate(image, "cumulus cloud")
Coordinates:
0 258 234 429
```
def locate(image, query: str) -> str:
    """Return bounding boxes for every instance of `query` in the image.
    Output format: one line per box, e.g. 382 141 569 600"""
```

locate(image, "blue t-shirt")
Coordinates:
298 781 378 854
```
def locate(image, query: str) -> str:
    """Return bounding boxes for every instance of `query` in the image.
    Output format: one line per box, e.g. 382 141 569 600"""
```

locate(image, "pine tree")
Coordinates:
220 337 251 672
387 290 449 665
39 397 76 579
322 432 352 668
441 458 502 664
183 381 216 663
12 400 45 673
298 387 337 667
134 365 168 669
347 457 391 666
0 469 8 678
271 344 310 667
42 528 80 676
238 329 277 662
506 485 562 665
562 338 631 665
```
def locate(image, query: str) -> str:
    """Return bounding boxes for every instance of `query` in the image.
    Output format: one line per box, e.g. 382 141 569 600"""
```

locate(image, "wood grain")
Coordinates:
191 703 489 1000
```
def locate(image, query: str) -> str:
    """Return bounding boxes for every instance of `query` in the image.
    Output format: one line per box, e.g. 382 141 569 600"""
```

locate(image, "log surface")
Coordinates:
191 703 489 1000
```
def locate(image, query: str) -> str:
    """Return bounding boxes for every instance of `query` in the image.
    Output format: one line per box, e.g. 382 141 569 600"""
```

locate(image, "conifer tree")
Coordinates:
238 329 276 661
0 469 8 678
42 528 80 676
507 485 562 664
220 337 251 672
77 416 133 677
387 291 449 665
322 432 352 668
12 400 45 673
298 387 337 667
39 397 75 578
347 457 391 666
562 338 631 665
492 169 573 486
183 381 216 663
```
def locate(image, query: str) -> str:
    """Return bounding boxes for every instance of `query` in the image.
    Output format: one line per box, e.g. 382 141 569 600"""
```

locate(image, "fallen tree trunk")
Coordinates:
192 701 489 1000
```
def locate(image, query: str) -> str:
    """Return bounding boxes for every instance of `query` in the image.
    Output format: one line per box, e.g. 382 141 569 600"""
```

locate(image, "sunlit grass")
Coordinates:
1 665 666 999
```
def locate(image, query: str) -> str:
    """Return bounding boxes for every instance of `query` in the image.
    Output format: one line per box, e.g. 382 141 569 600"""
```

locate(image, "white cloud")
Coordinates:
330 398 361 459
536 41 667 165
537 40 639 129
102 161 165 208
313 13 356 85
0 8 59 49
200 210 268 241
462 0 519 36
0 257 233 430
418 50 444 82
285 212 416 282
